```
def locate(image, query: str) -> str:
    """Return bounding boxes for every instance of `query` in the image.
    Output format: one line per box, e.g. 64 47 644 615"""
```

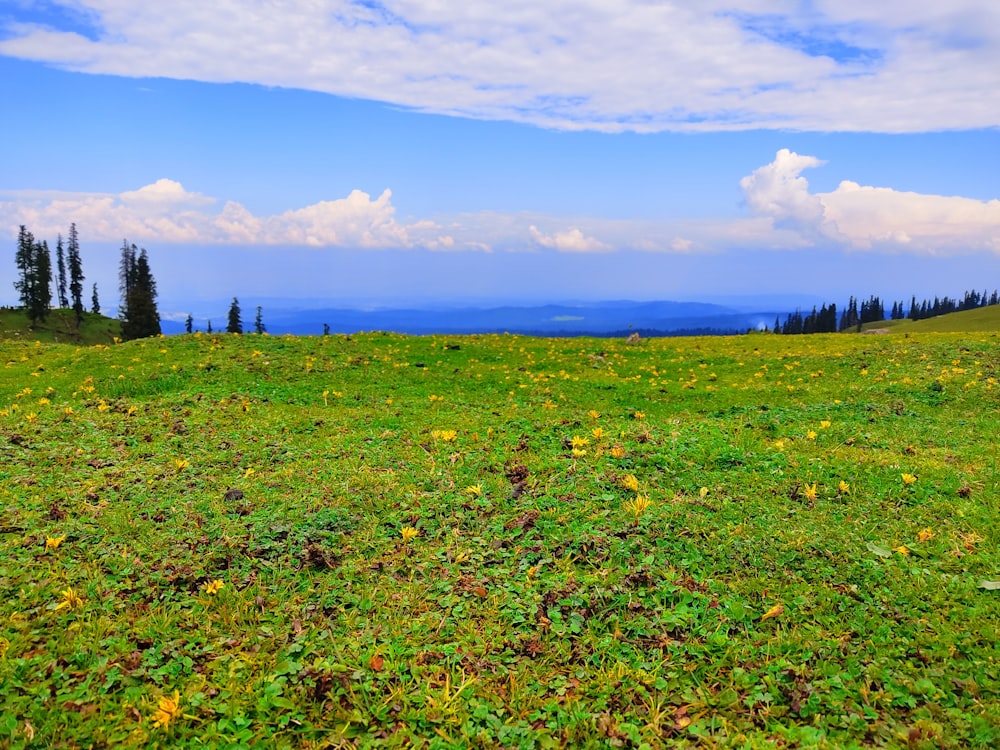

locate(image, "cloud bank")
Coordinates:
3 156 998 255
0 180 457 250
742 149 1000 253
2 1 999 132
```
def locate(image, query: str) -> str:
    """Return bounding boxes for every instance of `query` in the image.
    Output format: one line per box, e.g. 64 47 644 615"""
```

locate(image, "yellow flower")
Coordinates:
465 484 483 497
54 587 84 612
621 474 640 492
802 482 818 503
610 445 626 459
917 528 935 542
895 545 910 556
151 690 182 730
838 480 850 494
570 435 589 449
174 459 190 470
203 579 224 595
632 411 646 420
623 494 652 517
806 430 817 440
587 410 600 419
819 420 831 429
46 535 66 550
591 427 604 439
901 473 917 485
773 439 786 451
699 487 709 499
432 429 457 442
570 448 588 457
400 526 419 543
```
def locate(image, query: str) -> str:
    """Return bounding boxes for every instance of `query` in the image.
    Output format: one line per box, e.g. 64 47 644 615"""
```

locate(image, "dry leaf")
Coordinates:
761 604 784 621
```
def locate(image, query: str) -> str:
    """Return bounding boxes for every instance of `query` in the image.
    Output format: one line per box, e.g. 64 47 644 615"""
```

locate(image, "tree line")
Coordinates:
12 224 162 341
775 289 999 334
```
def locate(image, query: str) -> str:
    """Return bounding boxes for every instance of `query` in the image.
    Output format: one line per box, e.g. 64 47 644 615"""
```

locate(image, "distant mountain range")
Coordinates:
162 300 788 337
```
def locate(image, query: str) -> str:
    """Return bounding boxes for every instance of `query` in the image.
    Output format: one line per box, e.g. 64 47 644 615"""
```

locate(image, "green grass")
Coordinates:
0 308 121 346
1 331 998 748
860 305 1000 334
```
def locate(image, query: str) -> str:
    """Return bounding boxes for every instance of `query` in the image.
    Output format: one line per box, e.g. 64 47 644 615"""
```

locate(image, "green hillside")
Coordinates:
860 305 1000 333
0 307 121 345
1 331 998 747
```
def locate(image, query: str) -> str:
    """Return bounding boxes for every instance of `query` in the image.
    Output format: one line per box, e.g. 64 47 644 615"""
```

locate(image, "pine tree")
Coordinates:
67 223 85 327
227 297 243 334
56 234 69 308
91 283 100 315
185 314 193 334
33 240 53 323
207 320 213 334
14 225 35 312
118 242 161 340
254 305 265 334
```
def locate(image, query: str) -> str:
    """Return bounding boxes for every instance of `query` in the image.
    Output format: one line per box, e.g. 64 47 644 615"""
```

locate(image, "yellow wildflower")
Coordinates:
621 474 640 492
203 579 224 595
465 484 483 497
588 410 600 419
802 482 818 503
806 430 817 440
400 526 419 543
45 535 66 550
624 494 652 517
610 445 626 459
632 411 646 420
570 435 589 449
895 545 910 556
901 473 917 486
838 480 850 494
174 459 190 470
699 487 709 499
151 690 182 730
917 528 934 542
54 587 84 612
819 420 831 429
591 427 604 439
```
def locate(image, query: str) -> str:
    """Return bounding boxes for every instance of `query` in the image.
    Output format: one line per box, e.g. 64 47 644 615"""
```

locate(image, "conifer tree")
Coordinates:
227 297 243 334
254 305 265 334
67 223 85 327
185 314 193 334
55 234 69 308
14 225 35 312
118 241 161 340
91 283 100 315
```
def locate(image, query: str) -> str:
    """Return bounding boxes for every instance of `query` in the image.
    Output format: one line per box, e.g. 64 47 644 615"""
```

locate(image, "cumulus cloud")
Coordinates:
742 149 1000 253
1 2 998 132
0 181 454 249
529 225 610 253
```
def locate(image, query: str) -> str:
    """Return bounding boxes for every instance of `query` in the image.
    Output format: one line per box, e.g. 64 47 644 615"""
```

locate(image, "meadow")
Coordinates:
1 330 998 748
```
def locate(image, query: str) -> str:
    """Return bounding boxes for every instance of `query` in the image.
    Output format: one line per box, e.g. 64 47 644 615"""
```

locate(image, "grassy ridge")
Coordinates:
1 331 998 748
860 305 1000 334
0 308 121 346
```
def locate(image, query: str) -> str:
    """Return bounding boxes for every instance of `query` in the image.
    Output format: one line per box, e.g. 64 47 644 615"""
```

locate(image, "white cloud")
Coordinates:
3 165 997 257
742 149 1000 252
529 225 610 253
1 2 998 132
0 181 452 249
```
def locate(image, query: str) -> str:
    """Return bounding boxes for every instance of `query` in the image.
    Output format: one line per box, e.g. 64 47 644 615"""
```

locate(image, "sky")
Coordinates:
1 1 999 320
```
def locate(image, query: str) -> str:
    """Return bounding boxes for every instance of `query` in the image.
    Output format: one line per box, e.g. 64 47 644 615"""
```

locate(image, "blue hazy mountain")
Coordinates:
165 300 786 336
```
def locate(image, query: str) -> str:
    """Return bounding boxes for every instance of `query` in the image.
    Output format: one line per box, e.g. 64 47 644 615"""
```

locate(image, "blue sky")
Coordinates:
1 1 999 319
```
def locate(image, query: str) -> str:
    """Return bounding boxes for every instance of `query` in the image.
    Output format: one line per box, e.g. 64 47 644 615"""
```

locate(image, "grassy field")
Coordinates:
860 305 1000 334
0 308 121 346
1 330 998 748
